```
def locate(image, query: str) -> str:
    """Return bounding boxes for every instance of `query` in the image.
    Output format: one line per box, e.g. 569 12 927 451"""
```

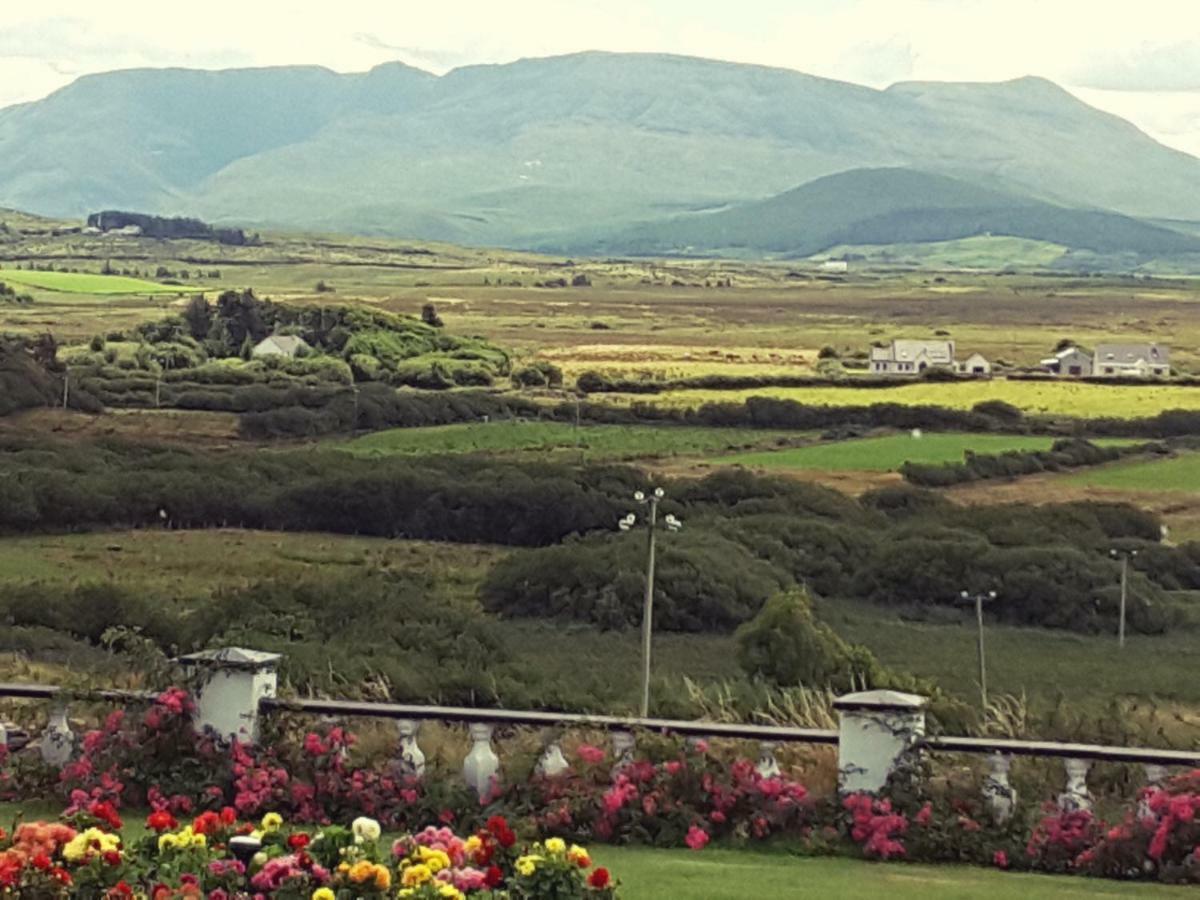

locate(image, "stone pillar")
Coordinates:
41 703 74 767
537 737 570 777
756 742 781 779
611 730 636 777
833 690 927 794
177 648 281 744
396 720 426 778
463 723 500 797
982 753 1017 823
1058 758 1093 812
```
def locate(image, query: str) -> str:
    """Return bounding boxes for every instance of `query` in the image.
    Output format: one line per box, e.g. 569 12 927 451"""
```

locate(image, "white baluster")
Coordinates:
1139 764 1168 819
41 704 74 767
1058 758 1092 812
0 721 7 751
611 730 636 776
982 753 1017 823
537 738 570 778
462 724 500 797
756 741 781 779
396 719 425 778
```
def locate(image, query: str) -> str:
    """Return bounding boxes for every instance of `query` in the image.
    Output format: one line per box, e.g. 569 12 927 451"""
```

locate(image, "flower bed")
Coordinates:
0 808 616 899
4 688 1200 887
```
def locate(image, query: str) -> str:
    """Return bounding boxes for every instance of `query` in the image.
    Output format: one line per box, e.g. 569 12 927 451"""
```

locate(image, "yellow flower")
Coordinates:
261 812 284 833
544 837 566 855
417 846 451 873
351 816 381 842
567 844 591 867
402 863 432 887
191 833 207 849
516 855 542 877
157 833 179 853
373 865 391 890
348 860 376 883
437 885 465 900
463 834 482 856
312 890 336 900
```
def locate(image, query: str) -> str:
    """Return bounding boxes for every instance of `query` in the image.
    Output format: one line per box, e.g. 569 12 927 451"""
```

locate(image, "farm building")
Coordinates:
956 352 991 377
820 260 849 273
1041 346 1093 377
869 339 955 375
1093 343 1170 378
251 335 310 359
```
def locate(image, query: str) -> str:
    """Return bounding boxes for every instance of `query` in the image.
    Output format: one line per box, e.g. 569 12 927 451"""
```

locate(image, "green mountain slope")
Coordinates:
1 52 1199 250
593 168 1200 257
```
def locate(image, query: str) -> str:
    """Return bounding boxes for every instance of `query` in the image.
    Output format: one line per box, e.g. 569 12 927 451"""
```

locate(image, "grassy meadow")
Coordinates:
342 421 806 460
0 268 198 295
1067 451 1200 492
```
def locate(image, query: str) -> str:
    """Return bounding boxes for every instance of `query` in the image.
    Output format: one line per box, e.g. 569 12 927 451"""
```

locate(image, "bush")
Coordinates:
735 589 879 690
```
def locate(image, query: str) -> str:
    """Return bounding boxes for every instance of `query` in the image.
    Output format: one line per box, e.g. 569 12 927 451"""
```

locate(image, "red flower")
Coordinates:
31 853 52 871
50 867 72 885
485 865 504 887
685 826 710 851
993 850 1009 869
588 867 611 889
146 811 177 833
89 801 123 831
288 833 311 850
103 850 122 866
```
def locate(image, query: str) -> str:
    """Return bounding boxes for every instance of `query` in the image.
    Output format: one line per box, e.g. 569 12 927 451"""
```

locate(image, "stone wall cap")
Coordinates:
833 689 928 711
177 648 282 671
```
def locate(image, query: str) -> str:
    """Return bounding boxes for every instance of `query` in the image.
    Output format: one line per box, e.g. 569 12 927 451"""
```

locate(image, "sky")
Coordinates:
3 0 1200 157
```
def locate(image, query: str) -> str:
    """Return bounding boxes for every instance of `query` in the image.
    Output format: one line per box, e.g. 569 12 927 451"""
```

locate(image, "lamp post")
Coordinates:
619 488 682 718
1110 548 1138 649
960 589 997 709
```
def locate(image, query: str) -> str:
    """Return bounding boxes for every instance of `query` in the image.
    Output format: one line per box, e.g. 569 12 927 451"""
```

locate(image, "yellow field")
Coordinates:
602 379 1200 418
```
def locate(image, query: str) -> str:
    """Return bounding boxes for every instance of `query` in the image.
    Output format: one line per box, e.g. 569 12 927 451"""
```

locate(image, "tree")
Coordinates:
182 295 213 341
239 334 255 361
421 303 444 328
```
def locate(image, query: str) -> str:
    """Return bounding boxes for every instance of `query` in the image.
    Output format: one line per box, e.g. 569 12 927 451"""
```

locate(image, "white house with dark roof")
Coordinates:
1040 346 1094 377
251 334 310 359
956 352 992 377
1092 343 1170 378
869 339 955 375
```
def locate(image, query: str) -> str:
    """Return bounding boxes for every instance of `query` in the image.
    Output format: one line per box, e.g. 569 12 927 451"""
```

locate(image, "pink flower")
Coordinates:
914 803 933 826
993 850 1009 869
576 744 606 766
685 825 710 851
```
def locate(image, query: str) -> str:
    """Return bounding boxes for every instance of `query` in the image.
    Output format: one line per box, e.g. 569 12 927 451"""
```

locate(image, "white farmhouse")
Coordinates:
1040 346 1093 377
869 339 955 375
1092 343 1170 378
252 335 310 359
956 352 991 377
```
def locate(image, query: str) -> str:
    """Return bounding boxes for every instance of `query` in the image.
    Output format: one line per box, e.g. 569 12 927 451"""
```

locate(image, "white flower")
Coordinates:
351 816 381 842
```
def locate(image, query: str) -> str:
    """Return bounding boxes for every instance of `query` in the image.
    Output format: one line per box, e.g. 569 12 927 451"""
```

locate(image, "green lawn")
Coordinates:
0 268 199 295
717 432 1090 472
342 421 804 460
594 847 1185 899
1067 452 1200 492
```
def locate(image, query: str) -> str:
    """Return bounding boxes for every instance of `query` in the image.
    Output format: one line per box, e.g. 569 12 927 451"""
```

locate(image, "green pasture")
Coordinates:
0 268 198 295
1067 452 1200 492
613 380 1200 419
716 432 1078 472
342 421 804 460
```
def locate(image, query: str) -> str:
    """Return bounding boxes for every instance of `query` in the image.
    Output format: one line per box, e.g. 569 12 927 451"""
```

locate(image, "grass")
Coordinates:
341 421 805 460
595 847 1188 899
0 268 199 295
1067 452 1200 492
715 432 1118 472
606 380 1200 419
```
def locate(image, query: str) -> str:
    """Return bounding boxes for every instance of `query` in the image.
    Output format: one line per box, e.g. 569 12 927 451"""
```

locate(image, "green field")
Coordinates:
0 268 198 295
717 432 1077 472
343 421 804 460
613 380 1200 419
1067 452 1200 492
598 847 1186 900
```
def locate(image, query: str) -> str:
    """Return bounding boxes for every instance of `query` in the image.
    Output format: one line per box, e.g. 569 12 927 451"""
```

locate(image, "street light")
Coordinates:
1110 548 1138 649
960 589 997 709
619 487 682 718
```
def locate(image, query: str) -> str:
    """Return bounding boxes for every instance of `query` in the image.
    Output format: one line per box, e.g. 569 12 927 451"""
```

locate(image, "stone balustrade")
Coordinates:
2 648 1198 815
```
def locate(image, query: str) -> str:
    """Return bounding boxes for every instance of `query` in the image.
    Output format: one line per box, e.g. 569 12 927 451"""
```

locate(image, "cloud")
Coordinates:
1072 40 1200 91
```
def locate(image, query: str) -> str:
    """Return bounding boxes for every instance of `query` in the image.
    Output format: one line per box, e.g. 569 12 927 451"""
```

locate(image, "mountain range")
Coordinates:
3 51 1200 261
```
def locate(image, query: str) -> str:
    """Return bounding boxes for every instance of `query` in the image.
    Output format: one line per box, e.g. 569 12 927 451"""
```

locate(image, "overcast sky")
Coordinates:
4 0 1200 156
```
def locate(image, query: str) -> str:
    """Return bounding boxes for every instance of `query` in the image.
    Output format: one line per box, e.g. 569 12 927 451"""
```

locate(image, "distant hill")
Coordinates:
592 168 1200 258
2 52 1200 255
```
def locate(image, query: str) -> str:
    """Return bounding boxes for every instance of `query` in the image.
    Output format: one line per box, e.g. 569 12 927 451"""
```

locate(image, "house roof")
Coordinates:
254 335 309 355
870 339 954 363
1094 343 1170 364
177 647 282 671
